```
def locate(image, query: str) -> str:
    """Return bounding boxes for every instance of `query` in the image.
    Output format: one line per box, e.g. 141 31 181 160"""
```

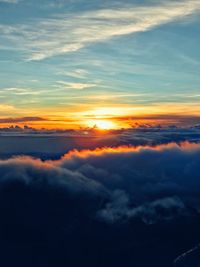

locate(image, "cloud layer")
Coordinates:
0 143 200 266
0 117 45 124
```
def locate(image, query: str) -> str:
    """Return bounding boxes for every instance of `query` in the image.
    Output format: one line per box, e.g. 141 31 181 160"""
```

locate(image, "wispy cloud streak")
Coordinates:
0 0 19 3
0 116 45 123
0 0 200 60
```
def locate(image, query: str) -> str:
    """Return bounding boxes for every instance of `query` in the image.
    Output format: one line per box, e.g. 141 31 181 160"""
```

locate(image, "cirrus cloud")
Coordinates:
0 0 200 60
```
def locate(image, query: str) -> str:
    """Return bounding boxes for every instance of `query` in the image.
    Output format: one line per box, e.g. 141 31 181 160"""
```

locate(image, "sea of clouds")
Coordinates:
0 142 200 266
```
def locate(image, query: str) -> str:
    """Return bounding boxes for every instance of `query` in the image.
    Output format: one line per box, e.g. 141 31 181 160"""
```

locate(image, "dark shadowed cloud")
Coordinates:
0 117 46 123
0 143 200 266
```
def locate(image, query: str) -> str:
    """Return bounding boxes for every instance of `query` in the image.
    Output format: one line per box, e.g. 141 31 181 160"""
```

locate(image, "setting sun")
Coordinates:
87 120 116 130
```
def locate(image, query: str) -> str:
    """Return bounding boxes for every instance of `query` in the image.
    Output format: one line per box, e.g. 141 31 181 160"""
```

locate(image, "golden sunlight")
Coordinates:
87 120 117 130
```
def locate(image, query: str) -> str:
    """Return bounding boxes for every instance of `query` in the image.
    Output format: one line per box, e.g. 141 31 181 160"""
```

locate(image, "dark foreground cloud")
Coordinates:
0 143 200 266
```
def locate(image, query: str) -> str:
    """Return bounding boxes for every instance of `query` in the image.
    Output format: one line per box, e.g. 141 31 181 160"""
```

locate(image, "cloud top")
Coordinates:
1 142 200 223
1 142 200 266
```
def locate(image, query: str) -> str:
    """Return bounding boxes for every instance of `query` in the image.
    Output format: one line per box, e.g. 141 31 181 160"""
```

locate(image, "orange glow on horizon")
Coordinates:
1 101 200 130
58 141 200 162
86 119 118 130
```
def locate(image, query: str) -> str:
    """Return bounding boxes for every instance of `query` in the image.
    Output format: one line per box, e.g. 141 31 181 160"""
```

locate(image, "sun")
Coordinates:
87 120 116 130
96 120 115 129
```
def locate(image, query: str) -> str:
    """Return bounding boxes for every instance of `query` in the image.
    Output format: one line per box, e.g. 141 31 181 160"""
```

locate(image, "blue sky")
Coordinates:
0 0 200 128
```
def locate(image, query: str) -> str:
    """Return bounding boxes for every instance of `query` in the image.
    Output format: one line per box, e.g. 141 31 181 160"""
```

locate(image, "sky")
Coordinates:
0 0 200 129
1 2 200 265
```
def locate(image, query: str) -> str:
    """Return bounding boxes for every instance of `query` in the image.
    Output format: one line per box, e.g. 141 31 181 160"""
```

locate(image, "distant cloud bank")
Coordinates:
0 117 45 123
